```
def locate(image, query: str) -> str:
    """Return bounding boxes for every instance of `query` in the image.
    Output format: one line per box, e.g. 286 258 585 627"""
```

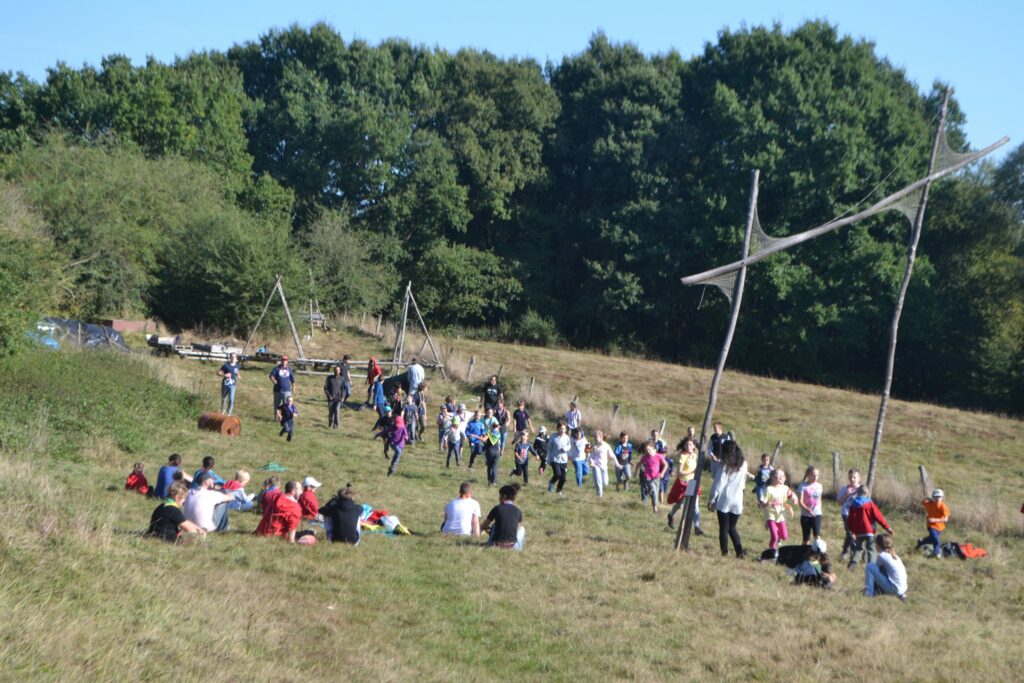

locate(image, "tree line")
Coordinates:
0 21 1021 413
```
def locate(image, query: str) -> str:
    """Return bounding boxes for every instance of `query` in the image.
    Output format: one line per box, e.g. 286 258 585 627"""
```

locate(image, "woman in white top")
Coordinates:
588 430 617 498
546 423 571 495
708 440 748 558
864 534 908 601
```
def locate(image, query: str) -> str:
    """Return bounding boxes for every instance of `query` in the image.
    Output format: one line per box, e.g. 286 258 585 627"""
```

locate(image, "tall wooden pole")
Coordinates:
408 286 449 380
867 88 950 489
677 170 759 552
277 278 305 359
242 274 281 357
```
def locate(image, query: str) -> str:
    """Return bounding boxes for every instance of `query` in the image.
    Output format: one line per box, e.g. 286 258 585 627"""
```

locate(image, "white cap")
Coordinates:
459 403 466 410
302 476 322 489
932 488 944 498
811 538 827 554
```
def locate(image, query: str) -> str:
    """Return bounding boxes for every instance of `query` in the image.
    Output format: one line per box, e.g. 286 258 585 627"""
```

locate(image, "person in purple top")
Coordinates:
386 416 410 477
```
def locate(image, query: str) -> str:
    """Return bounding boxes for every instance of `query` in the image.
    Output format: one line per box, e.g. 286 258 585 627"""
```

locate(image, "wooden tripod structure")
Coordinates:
242 274 305 359
391 281 448 380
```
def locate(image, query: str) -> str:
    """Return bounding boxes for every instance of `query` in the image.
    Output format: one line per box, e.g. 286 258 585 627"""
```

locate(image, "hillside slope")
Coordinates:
0 336 1022 682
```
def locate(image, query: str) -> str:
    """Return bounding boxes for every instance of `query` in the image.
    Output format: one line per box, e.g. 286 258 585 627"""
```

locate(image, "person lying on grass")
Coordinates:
255 480 304 543
481 484 525 550
147 481 206 543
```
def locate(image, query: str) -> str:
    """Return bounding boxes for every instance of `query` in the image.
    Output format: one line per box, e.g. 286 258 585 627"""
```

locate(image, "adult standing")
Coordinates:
366 356 382 405
324 365 344 429
407 356 425 397
708 441 748 558
482 375 502 411
183 473 233 533
217 352 241 416
269 355 295 417
441 482 482 537
494 399 511 455
546 423 571 495
340 354 353 404
708 421 731 478
372 373 388 417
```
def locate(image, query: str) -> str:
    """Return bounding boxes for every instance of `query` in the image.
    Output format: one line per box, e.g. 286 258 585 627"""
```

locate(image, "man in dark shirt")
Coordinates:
482 484 525 550
482 375 502 411
320 486 362 544
148 481 205 542
324 365 344 429
269 356 296 417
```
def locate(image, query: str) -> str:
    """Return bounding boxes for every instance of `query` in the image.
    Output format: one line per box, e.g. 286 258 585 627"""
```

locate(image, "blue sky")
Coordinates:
1 1 1018 159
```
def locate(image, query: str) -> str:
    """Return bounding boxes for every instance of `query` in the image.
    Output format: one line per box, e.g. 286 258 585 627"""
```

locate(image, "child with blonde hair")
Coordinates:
760 468 797 561
796 465 823 545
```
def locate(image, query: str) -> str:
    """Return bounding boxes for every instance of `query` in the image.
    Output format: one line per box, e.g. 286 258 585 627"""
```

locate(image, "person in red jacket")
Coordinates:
299 476 321 519
846 485 894 569
125 462 150 496
255 480 303 542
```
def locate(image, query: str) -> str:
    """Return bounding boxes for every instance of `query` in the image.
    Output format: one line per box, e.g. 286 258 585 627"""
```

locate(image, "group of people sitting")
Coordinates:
129 453 362 545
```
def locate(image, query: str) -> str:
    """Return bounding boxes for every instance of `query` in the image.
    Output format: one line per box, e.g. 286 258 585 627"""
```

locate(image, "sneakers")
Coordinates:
667 513 675 529
898 593 908 603
915 538 927 551
694 527 704 537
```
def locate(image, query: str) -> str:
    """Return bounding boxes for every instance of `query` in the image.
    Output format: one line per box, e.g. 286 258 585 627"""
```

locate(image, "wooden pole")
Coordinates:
528 377 535 399
677 170 759 552
466 356 476 383
918 465 931 499
374 314 382 337
360 311 367 328
658 419 667 440
770 440 783 467
832 451 841 497
277 278 305 359
407 287 448 380
393 282 411 363
418 337 429 355
496 364 503 379
242 274 281 357
309 297 315 338
611 403 619 423
867 88 950 490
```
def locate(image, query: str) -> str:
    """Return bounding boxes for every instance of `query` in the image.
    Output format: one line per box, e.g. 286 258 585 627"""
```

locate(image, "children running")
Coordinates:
511 431 536 484
796 466 823 545
915 488 950 558
637 441 668 513
277 395 298 442
846 485 894 569
759 468 797 561
836 468 861 560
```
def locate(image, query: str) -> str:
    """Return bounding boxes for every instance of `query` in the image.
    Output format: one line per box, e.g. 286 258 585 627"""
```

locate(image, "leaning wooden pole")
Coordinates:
867 88 950 489
242 274 282 357
393 282 411 363
408 287 449 380
677 170 759 552
277 278 306 360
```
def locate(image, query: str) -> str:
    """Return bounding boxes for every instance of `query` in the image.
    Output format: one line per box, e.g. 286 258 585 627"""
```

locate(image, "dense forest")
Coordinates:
1 21 1021 413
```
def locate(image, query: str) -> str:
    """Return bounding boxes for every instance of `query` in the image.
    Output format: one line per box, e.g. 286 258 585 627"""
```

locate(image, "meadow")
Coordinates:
1 323 1022 682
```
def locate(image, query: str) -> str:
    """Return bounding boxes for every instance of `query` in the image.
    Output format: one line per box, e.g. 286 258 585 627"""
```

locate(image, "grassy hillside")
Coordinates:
1 332 1022 682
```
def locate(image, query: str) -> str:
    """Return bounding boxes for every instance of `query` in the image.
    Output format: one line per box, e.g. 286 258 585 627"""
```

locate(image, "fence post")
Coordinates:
374 314 382 336
658 419 667 439
832 451 841 496
360 311 367 328
528 376 535 399
496 364 503 379
918 465 930 499
770 440 783 467
467 356 476 383
611 403 619 423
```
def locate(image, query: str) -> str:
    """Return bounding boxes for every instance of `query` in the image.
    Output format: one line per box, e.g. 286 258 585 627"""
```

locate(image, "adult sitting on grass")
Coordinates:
183 472 234 533
148 481 206 543
864 534 907 602
441 482 481 537
481 483 525 551
153 453 191 499
320 485 362 545
255 480 304 543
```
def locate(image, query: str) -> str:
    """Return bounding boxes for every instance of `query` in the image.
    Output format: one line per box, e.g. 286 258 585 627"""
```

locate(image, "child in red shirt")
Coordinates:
846 485 893 569
125 462 150 496
255 480 303 542
299 476 322 519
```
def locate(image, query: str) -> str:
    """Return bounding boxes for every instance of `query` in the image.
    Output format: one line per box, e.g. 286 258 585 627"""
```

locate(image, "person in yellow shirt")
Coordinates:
665 438 704 536
915 489 950 558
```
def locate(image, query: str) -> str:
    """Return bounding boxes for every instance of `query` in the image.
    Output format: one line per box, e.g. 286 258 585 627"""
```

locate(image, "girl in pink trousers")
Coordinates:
760 468 797 561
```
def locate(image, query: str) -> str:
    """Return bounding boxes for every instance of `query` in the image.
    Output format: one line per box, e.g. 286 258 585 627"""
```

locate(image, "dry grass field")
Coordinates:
1 321 1022 682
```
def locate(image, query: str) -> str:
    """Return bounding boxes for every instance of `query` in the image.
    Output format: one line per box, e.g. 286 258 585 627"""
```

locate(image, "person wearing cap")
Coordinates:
255 480 304 542
915 489 950 558
182 472 234 532
299 477 321 519
269 356 295 417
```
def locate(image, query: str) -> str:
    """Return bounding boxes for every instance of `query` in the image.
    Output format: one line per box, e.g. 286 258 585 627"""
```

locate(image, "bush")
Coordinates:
512 309 562 347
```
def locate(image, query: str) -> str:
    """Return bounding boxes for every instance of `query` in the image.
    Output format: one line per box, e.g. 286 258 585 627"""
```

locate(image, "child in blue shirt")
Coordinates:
614 432 634 492
277 395 298 442
753 453 773 501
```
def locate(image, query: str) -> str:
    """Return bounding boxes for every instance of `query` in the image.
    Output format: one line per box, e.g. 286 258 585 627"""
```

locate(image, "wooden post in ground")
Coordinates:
677 170 759 553
276 276 306 359
918 465 931 499
868 88 951 490
832 451 841 496
418 337 429 355
658 419 667 440
496 364 503 379
343 309 348 325
770 440 783 467
406 285 449 380
360 311 367 328
242 274 281 357
528 377 535 399
467 356 476 383
374 314 382 337
611 403 619 424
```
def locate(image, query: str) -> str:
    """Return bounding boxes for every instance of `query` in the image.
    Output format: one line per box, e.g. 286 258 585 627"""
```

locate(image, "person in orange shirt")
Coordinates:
255 480 304 542
915 489 950 558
